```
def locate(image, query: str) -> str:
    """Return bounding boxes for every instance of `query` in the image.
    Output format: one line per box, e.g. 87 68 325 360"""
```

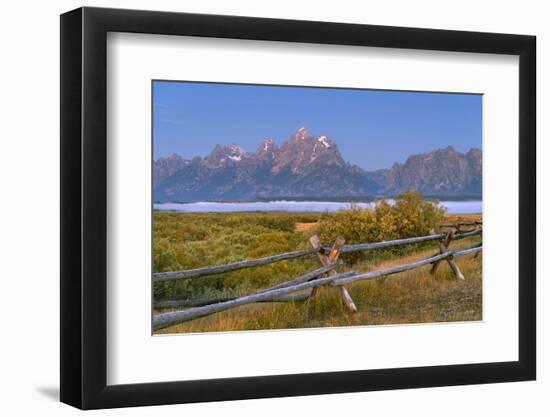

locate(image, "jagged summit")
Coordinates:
257 138 276 152
204 143 247 167
262 138 274 148
254 138 278 162
383 146 482 196
293 126 311 141
153 152 188 186
273 129 344 175
153 127 482 201
227 144 246 161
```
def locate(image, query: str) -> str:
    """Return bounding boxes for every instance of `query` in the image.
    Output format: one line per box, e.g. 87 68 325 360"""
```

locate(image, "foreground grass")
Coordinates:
155 232 482 334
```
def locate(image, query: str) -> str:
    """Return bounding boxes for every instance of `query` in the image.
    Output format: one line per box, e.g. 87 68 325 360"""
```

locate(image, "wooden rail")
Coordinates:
332 244 481 286
339 229 480 253
440 221 482 228
152 228 481 283
154 294 310 309
152 248 318 283
154 264 343 309
153 243 482 330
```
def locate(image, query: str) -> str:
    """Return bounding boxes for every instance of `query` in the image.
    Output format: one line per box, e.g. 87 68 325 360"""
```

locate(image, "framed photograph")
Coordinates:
60 6 536 409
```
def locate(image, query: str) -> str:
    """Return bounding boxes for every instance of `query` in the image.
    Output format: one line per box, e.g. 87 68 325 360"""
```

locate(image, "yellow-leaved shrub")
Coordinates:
318 192 446 262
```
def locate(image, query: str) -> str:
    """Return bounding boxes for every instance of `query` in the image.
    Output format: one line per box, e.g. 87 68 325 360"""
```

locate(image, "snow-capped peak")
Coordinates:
204 143 248 167
229 144 244 153
262 138 274 151
317 135 331 148
226 144 246 161
294 126 310 140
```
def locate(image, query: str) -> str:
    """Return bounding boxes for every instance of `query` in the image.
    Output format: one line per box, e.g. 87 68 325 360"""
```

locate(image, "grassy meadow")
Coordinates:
153 193 482 334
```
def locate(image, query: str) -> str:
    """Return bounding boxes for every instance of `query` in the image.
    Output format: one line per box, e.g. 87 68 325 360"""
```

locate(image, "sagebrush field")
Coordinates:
153 193 482 334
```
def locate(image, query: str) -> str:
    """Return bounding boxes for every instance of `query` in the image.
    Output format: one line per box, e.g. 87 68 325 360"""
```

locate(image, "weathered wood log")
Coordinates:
154 293 309 309
339 287 358 311
328 237 346 262
338 233 445 253
263 263 340 291
310 236 357 311
454 228 482 239
309 236 344 299
153 270 357 330
332 229 480 254
331 244 482 287
155 297 232 309
308 236 324 300
447 255 465 280
257 294 309 303
440 221 482 228
153 247 318 283
310 236 344 267
153 245 482 330
154 264 339 309
430 229 454 274
428 241 482 265
429 229 468 280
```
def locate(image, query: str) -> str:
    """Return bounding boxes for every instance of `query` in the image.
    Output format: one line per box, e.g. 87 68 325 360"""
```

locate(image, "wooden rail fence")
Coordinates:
153 224 482 331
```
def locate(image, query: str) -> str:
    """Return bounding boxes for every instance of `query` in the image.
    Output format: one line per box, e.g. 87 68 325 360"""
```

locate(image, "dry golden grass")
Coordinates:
155 235 482 334
443 213 482 223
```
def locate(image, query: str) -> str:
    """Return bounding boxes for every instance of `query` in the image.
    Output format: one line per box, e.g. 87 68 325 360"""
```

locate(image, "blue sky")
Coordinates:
153 81 482 170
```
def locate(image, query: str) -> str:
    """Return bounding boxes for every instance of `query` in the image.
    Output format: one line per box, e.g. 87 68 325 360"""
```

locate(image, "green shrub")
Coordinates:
318 192 446 262
153 237 179 272
152 211 320 300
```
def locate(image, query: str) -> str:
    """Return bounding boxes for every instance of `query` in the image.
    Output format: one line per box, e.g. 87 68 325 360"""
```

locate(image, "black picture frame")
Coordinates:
60 6 536 410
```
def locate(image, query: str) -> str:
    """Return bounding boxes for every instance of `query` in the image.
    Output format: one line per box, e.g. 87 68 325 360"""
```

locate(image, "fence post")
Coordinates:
309 235 357 312
430 229 465 280
430 229 453 274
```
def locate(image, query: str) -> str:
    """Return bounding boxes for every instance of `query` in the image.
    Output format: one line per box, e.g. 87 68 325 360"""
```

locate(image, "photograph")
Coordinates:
151 81 483 334
53 4 539 411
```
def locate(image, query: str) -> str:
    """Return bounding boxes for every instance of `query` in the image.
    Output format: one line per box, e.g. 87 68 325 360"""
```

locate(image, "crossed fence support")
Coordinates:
430 229 465 280
309 235 357 311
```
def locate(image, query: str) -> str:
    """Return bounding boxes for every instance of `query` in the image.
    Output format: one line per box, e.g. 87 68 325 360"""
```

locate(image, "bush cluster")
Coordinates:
318 192 446 262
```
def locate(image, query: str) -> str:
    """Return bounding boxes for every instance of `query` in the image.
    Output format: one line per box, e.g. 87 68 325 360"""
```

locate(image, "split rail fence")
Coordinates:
153 222 482 331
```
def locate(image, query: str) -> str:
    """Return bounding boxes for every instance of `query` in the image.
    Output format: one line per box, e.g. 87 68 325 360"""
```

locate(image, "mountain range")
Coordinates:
153 127 482 202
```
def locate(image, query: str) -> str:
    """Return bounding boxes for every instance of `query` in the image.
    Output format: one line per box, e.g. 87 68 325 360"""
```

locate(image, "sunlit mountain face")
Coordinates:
153 127 482 202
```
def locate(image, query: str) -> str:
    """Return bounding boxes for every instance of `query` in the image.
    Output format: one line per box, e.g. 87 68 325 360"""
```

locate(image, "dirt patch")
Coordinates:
294 222 319 232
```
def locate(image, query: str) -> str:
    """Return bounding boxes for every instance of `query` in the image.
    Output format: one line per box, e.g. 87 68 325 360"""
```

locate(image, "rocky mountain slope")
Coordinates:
153 127 482 201
382 146 482 197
